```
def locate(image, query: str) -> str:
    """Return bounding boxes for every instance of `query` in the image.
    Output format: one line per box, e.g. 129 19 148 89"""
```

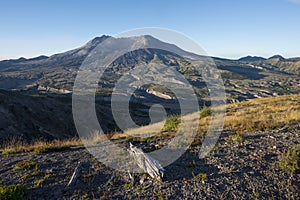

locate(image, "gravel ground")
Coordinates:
0 124 299 200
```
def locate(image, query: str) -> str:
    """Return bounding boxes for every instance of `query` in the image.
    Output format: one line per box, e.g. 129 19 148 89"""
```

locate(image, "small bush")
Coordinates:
278 146 300 174
230 134 245 144
193 173 207 180
123 183 133 189
253 192 260 199
154 192 165 200
0 184 27 200
34 179 44 186
22 170 45 181
44 173 54 179
161 115 180 133
31 171 44 176
200 105 211 118
14 160 39 171
125 136 133 142
2 150 17 157
21 174 31 181
81 194 91 199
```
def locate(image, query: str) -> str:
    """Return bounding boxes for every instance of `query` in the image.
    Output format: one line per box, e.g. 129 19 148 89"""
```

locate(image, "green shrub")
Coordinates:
193 173 207 180
34 179 44 186
0 184 27 200
253 192 260 199
161 115 180 133
81 193 91 199
278 146 300 174
200 105 211 118
2 150 17 157
123 183 133 189
14 160 39 171
21 174 31 181
22 170 46 181
125 136 133 142
31 171 44 176
44 173 54 179
154 192 165 200
230 134 245 144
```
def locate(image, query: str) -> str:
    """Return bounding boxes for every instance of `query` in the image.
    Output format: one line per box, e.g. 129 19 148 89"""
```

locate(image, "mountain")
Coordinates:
0 35 110 72
268 54 285 60
0 35 299 101
238 56 266 62
0 35 299 142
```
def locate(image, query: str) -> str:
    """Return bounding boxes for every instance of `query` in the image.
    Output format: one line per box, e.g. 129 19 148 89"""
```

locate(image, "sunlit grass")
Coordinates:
1 94 299 154
111 94 300 140
1 138 82 156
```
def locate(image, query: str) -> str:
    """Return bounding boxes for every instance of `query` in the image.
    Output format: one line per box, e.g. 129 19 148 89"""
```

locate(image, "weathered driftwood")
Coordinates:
128 143 165 181
67 162 83 187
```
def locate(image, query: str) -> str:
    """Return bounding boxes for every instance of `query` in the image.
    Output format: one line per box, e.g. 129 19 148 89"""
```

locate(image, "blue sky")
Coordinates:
0 0 300 60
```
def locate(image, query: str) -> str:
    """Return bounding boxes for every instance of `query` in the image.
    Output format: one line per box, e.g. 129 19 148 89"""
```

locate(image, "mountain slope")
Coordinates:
0 35 299 103
0 89 125 144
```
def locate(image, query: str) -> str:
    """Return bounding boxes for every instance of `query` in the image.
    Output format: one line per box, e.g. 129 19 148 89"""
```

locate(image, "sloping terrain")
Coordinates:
0 35 299 146
0 90 122 145
0 94 299 199
0 90 76 143
0 89 161 144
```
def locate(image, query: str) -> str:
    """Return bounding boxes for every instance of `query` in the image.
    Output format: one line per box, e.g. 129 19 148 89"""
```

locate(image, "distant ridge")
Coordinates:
238 56 266 62
0 55 48 63
268 55 285 60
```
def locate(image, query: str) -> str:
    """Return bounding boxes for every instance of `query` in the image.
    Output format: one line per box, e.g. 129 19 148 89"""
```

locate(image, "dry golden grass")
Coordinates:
111 94 300 140
197 94 299 134
1 94 299 155
1 138 82 155
224 94 300 132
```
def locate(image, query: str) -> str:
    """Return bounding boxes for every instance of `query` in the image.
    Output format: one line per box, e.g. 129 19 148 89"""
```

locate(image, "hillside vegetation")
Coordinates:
112 94 300 140
1 94 299 155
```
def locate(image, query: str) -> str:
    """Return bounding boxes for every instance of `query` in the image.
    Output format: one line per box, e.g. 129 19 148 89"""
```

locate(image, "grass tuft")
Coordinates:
200 105 212 118
14 160 39 171
278 146 300 174
193 172 207 180
229 134 245 144
33 179 44 186
0 184 27 200
123 183 133 189
161 115 180 133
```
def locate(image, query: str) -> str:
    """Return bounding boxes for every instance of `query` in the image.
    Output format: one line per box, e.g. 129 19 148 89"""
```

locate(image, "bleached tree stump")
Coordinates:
128 143 165 181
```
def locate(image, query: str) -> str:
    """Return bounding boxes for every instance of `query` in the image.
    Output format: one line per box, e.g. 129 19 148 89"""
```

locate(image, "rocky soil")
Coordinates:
0 124 299 200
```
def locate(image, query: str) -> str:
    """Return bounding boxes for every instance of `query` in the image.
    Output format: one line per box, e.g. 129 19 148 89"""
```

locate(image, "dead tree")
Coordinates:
128 143 165 181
